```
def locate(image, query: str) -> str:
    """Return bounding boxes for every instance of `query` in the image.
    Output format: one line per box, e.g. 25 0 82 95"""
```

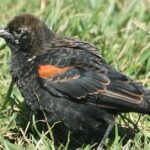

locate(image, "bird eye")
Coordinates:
14 28 22 36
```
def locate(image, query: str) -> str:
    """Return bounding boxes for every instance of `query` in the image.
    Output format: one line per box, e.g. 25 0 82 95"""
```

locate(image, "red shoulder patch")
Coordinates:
37 65 72 78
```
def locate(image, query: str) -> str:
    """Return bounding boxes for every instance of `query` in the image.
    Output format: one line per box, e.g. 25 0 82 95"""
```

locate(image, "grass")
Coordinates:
0 0 150 149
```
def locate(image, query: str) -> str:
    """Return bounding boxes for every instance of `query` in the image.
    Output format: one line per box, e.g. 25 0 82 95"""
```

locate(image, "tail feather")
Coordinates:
95 79 150 114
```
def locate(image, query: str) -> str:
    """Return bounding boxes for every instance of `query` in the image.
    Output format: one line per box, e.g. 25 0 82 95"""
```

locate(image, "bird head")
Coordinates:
0 14 53 53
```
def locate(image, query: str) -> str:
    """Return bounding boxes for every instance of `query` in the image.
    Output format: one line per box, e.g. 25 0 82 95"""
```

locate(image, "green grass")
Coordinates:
0 0 150 149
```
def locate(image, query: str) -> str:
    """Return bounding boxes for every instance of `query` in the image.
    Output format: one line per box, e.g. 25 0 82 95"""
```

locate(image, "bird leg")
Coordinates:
97 122 114 150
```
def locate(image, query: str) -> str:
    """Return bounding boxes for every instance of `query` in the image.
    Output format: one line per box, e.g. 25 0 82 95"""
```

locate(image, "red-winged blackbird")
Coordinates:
0 14 150 148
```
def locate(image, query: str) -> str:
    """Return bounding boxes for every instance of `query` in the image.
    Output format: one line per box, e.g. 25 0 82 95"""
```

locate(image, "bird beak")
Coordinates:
0 28 11 39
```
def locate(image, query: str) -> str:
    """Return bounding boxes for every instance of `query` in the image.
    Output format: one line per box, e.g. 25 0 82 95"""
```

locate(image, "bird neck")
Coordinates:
10 51 41 110
10 52 35 78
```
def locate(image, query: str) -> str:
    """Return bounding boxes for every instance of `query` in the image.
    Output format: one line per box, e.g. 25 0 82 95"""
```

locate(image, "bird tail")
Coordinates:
137 87 150 114
97 80 150 114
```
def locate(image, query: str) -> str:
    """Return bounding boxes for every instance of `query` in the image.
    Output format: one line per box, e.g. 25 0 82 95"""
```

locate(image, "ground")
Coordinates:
0 0 150 149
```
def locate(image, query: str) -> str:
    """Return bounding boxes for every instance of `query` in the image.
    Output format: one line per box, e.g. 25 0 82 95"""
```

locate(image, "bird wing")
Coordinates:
36 40 144 108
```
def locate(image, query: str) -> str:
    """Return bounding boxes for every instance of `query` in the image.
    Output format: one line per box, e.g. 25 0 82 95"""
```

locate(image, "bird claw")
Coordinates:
97 122 114 150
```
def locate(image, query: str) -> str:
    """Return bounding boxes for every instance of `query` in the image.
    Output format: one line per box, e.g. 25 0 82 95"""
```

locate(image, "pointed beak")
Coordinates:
0 28 11 39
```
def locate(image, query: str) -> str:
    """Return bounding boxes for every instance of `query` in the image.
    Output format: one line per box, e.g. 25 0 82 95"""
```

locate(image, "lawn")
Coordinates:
0 0 150 149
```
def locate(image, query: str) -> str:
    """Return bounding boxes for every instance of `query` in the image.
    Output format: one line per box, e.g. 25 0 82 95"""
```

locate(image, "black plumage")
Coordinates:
0 14 150 148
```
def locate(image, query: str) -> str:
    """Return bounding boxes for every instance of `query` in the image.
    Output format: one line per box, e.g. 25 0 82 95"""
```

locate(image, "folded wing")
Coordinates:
36 46 144 109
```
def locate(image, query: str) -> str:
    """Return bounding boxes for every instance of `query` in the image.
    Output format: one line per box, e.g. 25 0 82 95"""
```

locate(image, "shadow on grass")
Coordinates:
15 102 139 149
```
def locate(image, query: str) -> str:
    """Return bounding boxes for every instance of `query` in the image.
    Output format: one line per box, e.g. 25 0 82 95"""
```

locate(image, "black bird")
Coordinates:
0 14 150 149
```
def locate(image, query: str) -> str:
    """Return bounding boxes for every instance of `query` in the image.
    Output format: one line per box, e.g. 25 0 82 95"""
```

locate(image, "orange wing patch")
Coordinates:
38 65 72 78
